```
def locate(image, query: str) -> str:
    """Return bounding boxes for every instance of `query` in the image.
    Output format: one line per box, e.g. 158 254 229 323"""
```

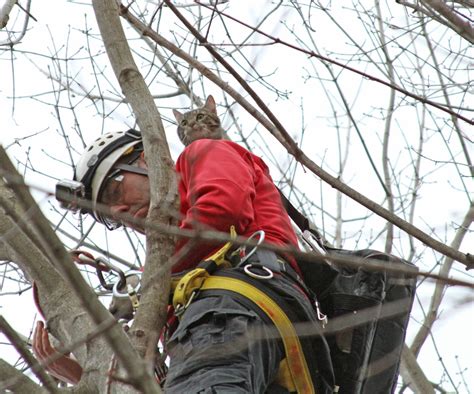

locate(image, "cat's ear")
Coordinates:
173 109 184 124
204 95 217 114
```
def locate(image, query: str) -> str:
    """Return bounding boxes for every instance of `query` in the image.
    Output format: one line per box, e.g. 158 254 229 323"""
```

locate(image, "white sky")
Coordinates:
0 0 473 391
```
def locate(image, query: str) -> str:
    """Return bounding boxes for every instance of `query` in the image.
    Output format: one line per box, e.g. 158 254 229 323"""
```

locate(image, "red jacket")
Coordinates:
173 139 299 273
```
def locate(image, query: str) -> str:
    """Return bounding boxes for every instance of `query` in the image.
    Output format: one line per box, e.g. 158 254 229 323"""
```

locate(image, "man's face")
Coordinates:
101 155 150 233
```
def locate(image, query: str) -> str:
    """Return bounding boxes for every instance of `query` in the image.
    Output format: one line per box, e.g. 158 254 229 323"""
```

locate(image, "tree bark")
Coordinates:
400 345 435 394
92 0 179 391
0 149 146 393
0 359 48 393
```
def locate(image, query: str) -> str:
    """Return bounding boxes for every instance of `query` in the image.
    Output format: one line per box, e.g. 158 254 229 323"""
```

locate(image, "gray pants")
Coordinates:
163 260 335 394
164 292 288 393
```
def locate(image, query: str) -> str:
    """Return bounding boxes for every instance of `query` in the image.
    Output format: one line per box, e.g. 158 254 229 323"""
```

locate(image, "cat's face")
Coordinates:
173 95 223 146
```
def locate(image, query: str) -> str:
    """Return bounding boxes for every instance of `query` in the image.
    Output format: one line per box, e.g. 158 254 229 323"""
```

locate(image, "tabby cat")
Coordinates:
173 95 224 146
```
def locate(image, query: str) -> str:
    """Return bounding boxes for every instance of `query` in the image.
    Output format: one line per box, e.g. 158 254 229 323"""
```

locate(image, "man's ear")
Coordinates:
173 109 184 123
204 95 217 114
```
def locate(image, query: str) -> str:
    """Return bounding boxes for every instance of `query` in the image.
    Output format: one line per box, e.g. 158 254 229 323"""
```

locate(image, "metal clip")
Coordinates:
239 230 265 265
302 230 327 256
174 290 198 317
127 284 140 311
314 300 328 328
113 270 142 299
205 225 238 266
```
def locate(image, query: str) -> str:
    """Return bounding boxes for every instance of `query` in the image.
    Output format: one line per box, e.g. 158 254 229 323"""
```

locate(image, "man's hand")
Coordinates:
32 321 82 385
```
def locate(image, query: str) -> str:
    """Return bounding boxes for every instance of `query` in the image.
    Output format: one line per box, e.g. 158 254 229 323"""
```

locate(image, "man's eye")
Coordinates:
196 114 204 121
181 120 187 126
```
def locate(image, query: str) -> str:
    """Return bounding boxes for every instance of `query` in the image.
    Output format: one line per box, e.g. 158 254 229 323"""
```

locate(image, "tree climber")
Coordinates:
33 129 335 393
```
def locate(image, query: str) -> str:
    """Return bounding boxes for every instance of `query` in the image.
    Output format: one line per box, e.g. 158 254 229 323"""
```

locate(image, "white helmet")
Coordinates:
56 129 145 228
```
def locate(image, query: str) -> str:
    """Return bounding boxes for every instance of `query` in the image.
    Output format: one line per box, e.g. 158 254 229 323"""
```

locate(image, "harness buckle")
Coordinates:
206 225 238 265
172 268 208 316
172 226 238 317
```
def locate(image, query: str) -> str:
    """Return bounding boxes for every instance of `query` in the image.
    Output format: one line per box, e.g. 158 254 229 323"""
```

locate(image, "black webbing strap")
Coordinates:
278 188 327 250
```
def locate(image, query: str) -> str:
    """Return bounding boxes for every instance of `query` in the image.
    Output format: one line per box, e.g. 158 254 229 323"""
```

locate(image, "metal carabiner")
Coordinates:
238 230 265 266
314 300 328 328
94 257 127 291
174 290 199 317
71 250 129 292
112 270 142 299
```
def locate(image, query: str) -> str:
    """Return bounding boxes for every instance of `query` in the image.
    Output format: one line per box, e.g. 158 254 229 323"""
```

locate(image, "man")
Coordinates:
34 129 334 392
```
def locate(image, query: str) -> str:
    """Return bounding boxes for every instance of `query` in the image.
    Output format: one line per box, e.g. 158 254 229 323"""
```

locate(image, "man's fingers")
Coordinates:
40 325 55 354
32 321 46 358
32 321 82 384
33 321 57 361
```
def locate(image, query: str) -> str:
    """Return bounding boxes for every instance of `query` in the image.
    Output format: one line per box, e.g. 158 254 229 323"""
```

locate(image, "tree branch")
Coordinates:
400 344 435 394
0 359 48 394
0 146 148 392
195 1 474 126
0 0 15 29
420 0 474 43
411 202 474 357
133 1 474 269
0 316 59 392
92 0 179 391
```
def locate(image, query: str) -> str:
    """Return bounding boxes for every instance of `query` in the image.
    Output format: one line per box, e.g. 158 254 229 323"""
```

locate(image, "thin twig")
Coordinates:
195 1 473 126
0 316 59 392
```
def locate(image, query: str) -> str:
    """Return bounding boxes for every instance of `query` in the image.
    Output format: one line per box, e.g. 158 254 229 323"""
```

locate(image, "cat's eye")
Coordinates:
196 114 204 121
181 120 187 126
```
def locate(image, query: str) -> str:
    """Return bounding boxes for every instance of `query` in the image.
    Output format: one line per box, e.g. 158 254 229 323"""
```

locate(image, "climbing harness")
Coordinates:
172 226 237 316
200 274 316 394
61 230 333 392
170 226 334 393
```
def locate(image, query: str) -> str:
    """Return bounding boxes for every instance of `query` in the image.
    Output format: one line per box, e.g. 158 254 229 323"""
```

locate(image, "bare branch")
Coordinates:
0 146 147 392
92 0 179 391
0 0 15 29
400 344 436 394
0 316 59 392
195 1 474 126
398 0 474 43
0 0 33 46
150 1 474 269
0 359 48 394
411 202 474 356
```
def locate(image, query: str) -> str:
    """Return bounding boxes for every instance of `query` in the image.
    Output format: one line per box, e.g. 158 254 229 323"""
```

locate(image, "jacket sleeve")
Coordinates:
173 140 256 271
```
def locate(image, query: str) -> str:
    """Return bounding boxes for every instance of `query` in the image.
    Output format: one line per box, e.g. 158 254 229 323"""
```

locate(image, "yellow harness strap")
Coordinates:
171 225 315 392
276 358 297 392
201 276 315 394
173 226 236 315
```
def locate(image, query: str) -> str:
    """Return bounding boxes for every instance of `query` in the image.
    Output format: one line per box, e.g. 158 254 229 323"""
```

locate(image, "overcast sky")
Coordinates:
0 1 472 391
